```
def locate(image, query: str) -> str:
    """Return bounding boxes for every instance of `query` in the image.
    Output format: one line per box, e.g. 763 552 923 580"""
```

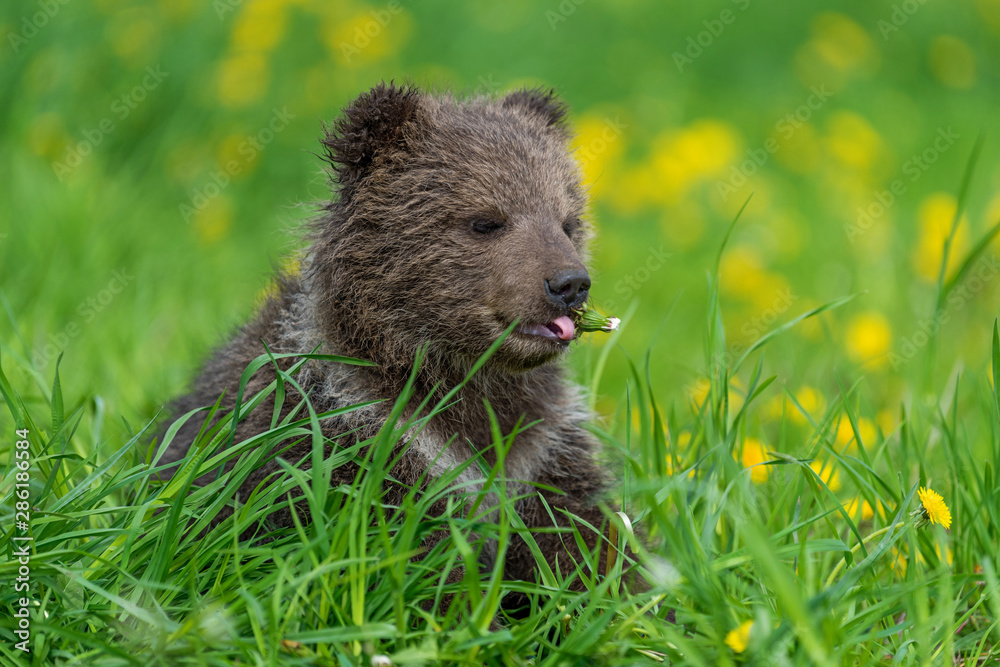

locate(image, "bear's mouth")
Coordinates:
516 315 576 343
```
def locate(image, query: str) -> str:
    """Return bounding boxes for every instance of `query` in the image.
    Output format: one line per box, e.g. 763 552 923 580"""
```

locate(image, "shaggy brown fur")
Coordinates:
162 83 610 604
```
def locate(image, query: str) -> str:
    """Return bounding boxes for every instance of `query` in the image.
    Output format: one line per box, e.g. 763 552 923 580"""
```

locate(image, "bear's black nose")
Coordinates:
545 268 591 309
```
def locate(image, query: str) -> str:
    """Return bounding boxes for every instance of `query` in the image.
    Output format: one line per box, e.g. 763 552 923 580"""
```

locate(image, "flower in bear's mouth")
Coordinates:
517 305 621 344
519 315 576 342
572 303 620 333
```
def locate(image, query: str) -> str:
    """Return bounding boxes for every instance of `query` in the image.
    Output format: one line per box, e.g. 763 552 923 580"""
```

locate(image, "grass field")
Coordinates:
3 0 1000 664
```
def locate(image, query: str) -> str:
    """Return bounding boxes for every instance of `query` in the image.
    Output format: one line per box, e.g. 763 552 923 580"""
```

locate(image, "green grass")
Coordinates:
3 205 1000 663
4 0 1000 663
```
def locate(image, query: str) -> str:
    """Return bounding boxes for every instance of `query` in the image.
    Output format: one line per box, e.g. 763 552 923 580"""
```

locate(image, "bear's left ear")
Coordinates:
322 82 422 201
502 87 569 130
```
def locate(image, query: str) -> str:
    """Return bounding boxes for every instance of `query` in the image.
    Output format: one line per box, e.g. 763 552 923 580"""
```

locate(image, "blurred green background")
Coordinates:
2 0 999 444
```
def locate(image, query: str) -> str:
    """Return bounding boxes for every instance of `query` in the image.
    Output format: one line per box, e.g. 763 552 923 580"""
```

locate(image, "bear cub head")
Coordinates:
310 83 593 375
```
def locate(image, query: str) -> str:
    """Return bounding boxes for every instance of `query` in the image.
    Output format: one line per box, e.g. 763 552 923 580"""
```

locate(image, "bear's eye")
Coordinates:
470 218 505 235
562 217 581 237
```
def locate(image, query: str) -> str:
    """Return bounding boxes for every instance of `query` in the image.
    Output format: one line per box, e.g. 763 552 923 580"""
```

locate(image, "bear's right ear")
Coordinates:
321 82 421 200
502 87 569 130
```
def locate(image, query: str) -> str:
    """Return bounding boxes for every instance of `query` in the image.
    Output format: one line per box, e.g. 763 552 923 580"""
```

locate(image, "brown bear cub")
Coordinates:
162 82 610 598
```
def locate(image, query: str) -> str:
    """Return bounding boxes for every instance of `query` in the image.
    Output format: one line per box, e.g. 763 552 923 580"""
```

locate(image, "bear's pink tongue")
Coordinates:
550 315 576 341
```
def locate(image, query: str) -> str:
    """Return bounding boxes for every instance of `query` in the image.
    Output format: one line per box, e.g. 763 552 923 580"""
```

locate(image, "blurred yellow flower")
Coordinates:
791 386 824 425
793 12 878 88
824 110 885 173
845 312 892 365
216 53 270 108
107 9 161 61
193 195 234 245
725 620 753 653
810 460 841 491
606 163 657 214
916 486 952 529
687 377 711 407
648 120 741 205
27 112 67 160
834 415 876 449
322 8 412 67
675 119 740 176
231 0 289 53
912 193 969 282
976 0 1000 31
158 0 198 23
876 409 895 436
573 113 628 198
764 387 823 424
772 121 820 174
809 13 876 72
929 35 977 90
719 246 790 306
671 430 693 450
216 133 258 178
741 438 770 483
256 254 303 305
983 194 1000 256
843 496 874 521
892 546 908 577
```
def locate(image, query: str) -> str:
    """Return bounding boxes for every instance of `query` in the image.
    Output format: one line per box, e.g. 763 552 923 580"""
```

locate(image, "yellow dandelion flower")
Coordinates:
216 53 270 108
915 487 952 529
789 386 824 425
719 246 783 300
834 416 876 449
231 0 288 54
725 620 753 653
809 12 875 72
843 496 874 521
845 311 892 366
809 461 841 492
825 110 884 172
741 438 770 484
912 193 969 282
686 377 711 407
876 409 895 436
573 113 627 197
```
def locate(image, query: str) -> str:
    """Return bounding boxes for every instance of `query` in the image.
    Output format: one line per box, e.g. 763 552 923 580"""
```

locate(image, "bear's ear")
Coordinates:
502 87 568 129
321 82 421 199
